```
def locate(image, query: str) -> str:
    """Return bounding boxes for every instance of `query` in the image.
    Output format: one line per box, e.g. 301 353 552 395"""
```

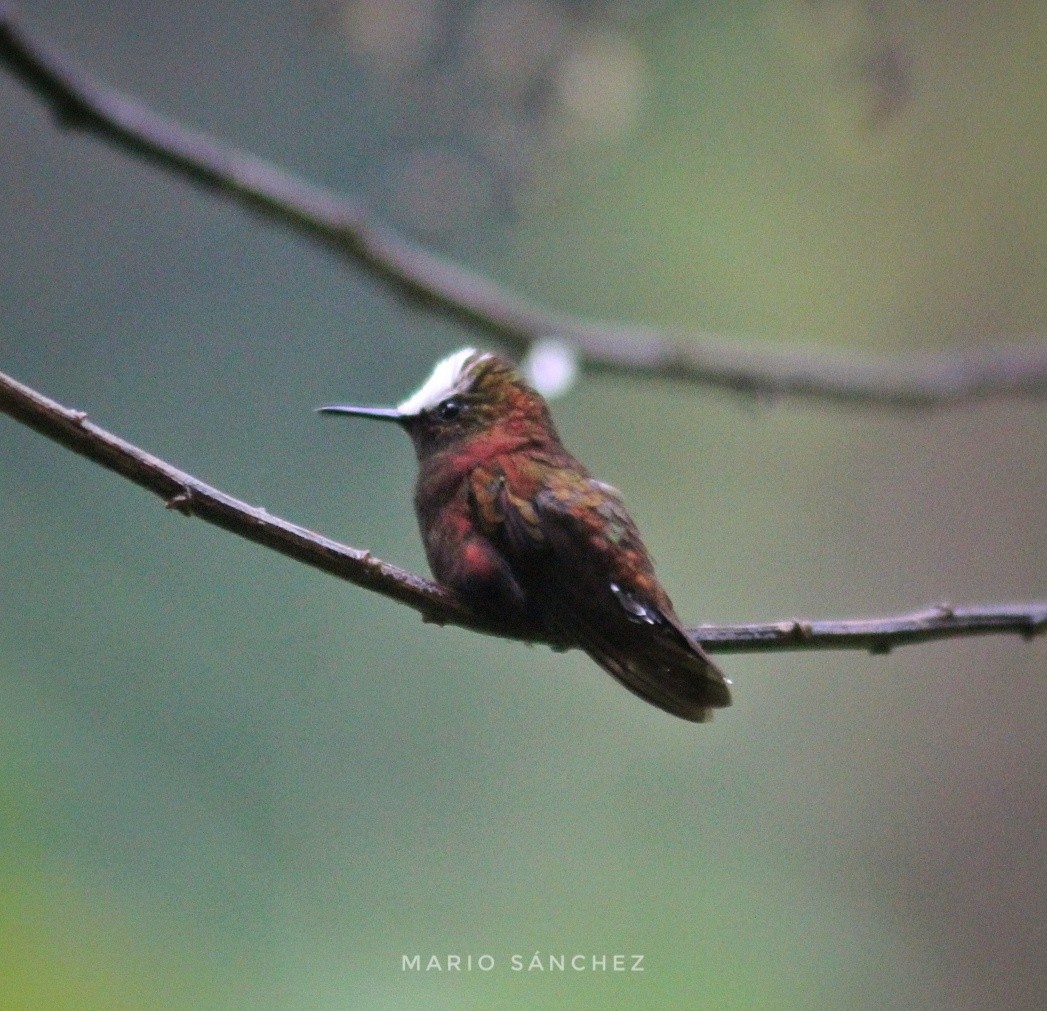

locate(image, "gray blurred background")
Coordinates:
1 2 1044 1007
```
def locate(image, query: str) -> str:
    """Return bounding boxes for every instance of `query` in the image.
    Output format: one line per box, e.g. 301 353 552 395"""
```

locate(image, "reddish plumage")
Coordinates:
319 349 731 722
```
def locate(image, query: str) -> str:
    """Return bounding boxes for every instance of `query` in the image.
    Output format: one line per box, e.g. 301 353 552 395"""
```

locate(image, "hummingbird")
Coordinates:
318 348 731 722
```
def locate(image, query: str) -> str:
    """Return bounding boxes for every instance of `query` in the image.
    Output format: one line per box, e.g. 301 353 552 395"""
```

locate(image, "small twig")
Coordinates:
3 367 1044 655
2 5 1045 408
693 604 1047 654
0 368 489 635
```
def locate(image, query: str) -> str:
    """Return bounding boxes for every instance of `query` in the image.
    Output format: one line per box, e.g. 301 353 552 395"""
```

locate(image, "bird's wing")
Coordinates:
469 465 731 721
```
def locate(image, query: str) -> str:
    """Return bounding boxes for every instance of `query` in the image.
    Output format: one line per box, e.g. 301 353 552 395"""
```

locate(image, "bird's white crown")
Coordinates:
397 347 486 416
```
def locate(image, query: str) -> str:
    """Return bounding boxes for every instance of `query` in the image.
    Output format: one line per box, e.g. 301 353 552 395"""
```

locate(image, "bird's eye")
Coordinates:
436 398 463 421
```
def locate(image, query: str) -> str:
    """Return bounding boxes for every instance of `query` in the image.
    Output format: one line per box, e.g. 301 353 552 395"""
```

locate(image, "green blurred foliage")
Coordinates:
1 2 1043 1008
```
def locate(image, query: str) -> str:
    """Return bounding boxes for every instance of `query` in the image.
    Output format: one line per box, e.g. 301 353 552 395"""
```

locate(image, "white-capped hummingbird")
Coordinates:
319 348 731 722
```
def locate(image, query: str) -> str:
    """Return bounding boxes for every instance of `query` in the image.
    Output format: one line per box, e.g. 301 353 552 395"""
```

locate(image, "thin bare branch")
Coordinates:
694 604 1047 654
0 369 492 636
4 367 1044 656
2 6 1045 408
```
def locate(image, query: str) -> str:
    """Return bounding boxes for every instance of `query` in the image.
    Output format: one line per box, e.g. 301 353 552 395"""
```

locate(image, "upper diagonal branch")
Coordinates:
3 367 1044 654
2 5 1046 408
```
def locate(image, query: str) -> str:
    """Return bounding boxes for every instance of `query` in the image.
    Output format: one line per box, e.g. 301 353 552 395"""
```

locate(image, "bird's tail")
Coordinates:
584 636 732 723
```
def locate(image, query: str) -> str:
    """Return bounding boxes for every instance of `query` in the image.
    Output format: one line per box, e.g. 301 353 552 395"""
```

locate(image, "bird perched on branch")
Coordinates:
319 348 731 722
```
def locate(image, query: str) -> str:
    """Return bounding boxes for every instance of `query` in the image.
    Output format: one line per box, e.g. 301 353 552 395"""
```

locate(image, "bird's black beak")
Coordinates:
316 404 407 426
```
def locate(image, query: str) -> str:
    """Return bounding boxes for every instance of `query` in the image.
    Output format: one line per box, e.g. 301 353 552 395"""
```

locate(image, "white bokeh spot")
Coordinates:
523 338 579 400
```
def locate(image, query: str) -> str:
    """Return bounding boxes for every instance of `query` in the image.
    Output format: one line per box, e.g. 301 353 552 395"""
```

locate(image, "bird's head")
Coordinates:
318 348 558 460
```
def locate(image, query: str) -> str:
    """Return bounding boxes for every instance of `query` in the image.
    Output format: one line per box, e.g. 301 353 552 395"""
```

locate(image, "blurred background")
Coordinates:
1 1 1044 1007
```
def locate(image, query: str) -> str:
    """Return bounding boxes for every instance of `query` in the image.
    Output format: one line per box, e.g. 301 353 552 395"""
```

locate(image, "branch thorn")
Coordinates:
165 489 193 515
